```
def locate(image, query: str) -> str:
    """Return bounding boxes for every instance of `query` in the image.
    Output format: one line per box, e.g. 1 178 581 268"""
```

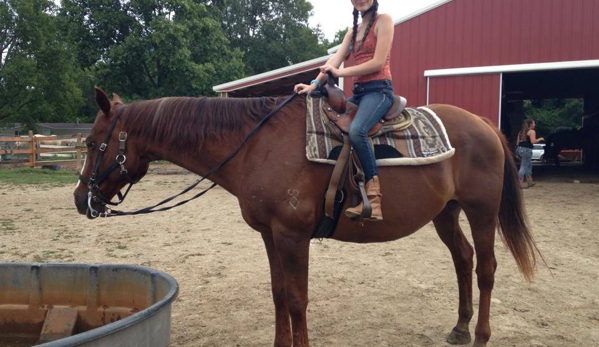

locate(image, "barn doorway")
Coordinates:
501 67 599 171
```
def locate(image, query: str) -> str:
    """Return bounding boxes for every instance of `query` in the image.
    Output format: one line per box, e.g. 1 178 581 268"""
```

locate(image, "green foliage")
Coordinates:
325 28 348 48
0 0 84 129
523 99 584 136
61 0 245 99
58 0 136 69
2 0 330 127
213 0 328 75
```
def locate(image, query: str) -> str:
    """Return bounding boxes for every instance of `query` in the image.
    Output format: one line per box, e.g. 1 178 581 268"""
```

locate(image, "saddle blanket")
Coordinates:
305 95 455 166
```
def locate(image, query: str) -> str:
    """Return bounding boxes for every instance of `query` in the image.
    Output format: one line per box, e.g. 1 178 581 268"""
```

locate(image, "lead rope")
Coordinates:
99 93 298 217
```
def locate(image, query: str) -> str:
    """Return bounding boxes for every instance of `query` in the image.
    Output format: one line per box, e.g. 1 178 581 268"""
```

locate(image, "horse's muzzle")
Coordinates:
74 192 105 219
74 193 88 215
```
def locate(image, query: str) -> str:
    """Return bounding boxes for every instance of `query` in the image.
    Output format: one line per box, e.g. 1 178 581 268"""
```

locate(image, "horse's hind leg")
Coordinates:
433 200 474 345
462 201 499 347
261 232 293 347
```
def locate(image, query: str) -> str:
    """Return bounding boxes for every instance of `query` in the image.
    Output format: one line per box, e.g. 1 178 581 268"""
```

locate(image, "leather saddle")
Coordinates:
309 73 412 231
312 73 411 138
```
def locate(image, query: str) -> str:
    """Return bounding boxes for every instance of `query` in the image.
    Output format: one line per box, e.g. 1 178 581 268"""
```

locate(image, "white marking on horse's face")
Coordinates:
288 189 300 210
75 156 88 189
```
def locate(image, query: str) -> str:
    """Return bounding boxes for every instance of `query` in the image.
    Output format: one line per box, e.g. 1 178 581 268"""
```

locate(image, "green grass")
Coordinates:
0 168 77 186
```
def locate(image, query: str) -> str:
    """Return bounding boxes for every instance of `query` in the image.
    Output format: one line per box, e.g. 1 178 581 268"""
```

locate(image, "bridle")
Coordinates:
81 92 298 219
79 105 138 218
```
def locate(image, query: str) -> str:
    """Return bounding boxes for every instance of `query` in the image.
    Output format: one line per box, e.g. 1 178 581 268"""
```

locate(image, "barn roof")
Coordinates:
213 55 332 96
425 59 599 77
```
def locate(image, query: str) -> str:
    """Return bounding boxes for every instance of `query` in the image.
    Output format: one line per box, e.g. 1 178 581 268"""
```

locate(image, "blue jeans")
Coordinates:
516 146 533 178
347 80 394 182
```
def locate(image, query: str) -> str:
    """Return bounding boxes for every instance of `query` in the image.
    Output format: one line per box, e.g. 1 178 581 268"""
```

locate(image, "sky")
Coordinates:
308 0 443 40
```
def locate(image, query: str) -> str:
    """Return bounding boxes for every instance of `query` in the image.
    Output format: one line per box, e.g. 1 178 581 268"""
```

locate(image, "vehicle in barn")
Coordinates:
532 143 545 161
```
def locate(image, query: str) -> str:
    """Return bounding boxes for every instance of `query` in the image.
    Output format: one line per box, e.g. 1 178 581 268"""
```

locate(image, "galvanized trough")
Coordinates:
0 263 179 347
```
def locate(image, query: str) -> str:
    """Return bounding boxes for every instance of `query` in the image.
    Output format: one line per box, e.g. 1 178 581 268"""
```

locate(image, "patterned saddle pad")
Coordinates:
305 96 455 166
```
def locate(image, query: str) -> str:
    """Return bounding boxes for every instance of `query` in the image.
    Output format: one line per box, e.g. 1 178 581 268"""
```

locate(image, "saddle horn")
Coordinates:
324 71 347 114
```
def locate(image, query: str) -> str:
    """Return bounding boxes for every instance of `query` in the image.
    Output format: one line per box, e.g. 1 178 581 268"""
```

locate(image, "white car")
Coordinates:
532 144 544 161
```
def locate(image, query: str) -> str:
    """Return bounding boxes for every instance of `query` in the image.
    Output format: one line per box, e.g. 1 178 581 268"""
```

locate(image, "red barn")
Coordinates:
214 0 599 139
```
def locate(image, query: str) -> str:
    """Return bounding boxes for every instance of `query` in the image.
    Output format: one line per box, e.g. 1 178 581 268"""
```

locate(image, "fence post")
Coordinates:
29 130 36 168
76 133 82 172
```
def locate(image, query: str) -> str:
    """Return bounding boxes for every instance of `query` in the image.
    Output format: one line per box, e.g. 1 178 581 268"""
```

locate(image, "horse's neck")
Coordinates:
145 97 306 195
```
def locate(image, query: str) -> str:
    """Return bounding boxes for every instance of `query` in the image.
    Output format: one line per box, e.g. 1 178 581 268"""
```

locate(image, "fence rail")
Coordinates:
0 131 87 170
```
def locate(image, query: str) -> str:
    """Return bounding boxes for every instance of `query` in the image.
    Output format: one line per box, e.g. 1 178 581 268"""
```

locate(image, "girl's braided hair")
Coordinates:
348 0 379 59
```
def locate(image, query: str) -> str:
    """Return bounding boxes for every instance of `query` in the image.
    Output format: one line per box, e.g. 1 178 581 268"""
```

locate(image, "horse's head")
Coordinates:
73 87 150 218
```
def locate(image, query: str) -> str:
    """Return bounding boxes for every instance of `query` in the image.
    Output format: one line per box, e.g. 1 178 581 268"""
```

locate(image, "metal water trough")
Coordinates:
0 263 179 347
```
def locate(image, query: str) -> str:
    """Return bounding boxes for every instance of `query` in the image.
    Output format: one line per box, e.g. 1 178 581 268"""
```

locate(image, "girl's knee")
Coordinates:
348 126 366 140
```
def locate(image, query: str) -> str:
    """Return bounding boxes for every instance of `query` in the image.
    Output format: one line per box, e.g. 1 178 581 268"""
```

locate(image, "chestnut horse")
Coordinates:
74 88 540 347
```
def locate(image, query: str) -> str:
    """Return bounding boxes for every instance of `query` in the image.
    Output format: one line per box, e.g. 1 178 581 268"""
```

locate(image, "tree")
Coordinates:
0 0 331 125
58 0 136 69
523 98 584 136
214 0 328 76
0 0 83 130
59 0 245 99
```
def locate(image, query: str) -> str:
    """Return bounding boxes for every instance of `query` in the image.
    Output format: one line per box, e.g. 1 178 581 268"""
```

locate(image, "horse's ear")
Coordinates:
95 87 111 117
112 93 124 105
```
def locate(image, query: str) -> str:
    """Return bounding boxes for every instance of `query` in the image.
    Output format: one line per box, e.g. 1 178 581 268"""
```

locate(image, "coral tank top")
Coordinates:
353 15 393 84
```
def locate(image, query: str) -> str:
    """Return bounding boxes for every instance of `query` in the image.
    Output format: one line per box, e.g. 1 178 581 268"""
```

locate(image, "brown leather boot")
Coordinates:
345 176 383 221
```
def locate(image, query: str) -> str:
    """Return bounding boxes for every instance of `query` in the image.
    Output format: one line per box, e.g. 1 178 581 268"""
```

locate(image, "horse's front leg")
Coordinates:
269 224 311 347
262 231 292 347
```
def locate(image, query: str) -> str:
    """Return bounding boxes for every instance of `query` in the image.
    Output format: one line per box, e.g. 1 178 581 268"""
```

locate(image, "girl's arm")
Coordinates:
528 130 545 143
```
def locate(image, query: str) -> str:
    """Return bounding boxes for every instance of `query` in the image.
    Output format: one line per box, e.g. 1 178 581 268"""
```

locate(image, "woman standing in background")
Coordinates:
516 119 544 188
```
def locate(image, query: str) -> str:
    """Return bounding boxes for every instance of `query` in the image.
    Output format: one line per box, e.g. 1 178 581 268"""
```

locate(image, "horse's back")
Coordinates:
425 104 506 195
425 104 504 153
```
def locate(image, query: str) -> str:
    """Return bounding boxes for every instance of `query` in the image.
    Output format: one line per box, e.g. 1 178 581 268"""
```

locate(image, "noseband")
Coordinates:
80 105 137 217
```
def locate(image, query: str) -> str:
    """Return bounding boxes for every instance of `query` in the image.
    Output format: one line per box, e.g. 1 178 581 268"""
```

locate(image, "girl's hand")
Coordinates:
319 64 340 77
294 83 317 95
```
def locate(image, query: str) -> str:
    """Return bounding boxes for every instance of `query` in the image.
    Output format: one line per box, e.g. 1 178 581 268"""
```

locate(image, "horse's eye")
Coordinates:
86 142 96 149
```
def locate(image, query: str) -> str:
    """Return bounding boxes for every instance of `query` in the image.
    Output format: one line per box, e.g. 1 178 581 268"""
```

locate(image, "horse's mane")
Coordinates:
121 96 284 152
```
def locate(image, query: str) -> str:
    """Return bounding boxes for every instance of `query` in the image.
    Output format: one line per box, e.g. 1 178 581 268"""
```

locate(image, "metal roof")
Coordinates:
213 55 332 94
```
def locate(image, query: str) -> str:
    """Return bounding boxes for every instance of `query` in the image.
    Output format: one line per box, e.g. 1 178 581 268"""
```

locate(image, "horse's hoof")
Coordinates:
447 327 471 345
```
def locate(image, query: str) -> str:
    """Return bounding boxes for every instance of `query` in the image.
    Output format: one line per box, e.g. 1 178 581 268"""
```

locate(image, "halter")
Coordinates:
80 105 137 218
82 92 298 218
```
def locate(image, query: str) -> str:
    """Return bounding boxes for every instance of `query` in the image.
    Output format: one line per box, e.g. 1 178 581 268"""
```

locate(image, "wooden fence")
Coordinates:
0 131 87 171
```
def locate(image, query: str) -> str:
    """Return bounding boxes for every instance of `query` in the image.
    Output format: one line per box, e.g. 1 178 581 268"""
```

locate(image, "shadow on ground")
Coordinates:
532 162 599 183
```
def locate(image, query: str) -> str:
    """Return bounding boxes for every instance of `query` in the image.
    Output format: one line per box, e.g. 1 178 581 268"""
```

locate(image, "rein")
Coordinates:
85 92 298 218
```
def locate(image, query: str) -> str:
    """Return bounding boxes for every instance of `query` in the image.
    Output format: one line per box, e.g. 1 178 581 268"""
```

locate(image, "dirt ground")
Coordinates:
0 163 598 347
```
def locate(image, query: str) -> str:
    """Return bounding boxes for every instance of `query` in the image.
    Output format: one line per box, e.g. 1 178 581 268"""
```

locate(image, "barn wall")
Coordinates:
428 74 501 125
365 0 599 107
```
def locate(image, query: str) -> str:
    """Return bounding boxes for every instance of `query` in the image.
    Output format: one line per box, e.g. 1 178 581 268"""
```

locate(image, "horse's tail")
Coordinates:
482 118 542 282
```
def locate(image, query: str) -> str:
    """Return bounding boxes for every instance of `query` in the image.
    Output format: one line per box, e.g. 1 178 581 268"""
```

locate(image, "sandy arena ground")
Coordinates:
0 164 597 346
